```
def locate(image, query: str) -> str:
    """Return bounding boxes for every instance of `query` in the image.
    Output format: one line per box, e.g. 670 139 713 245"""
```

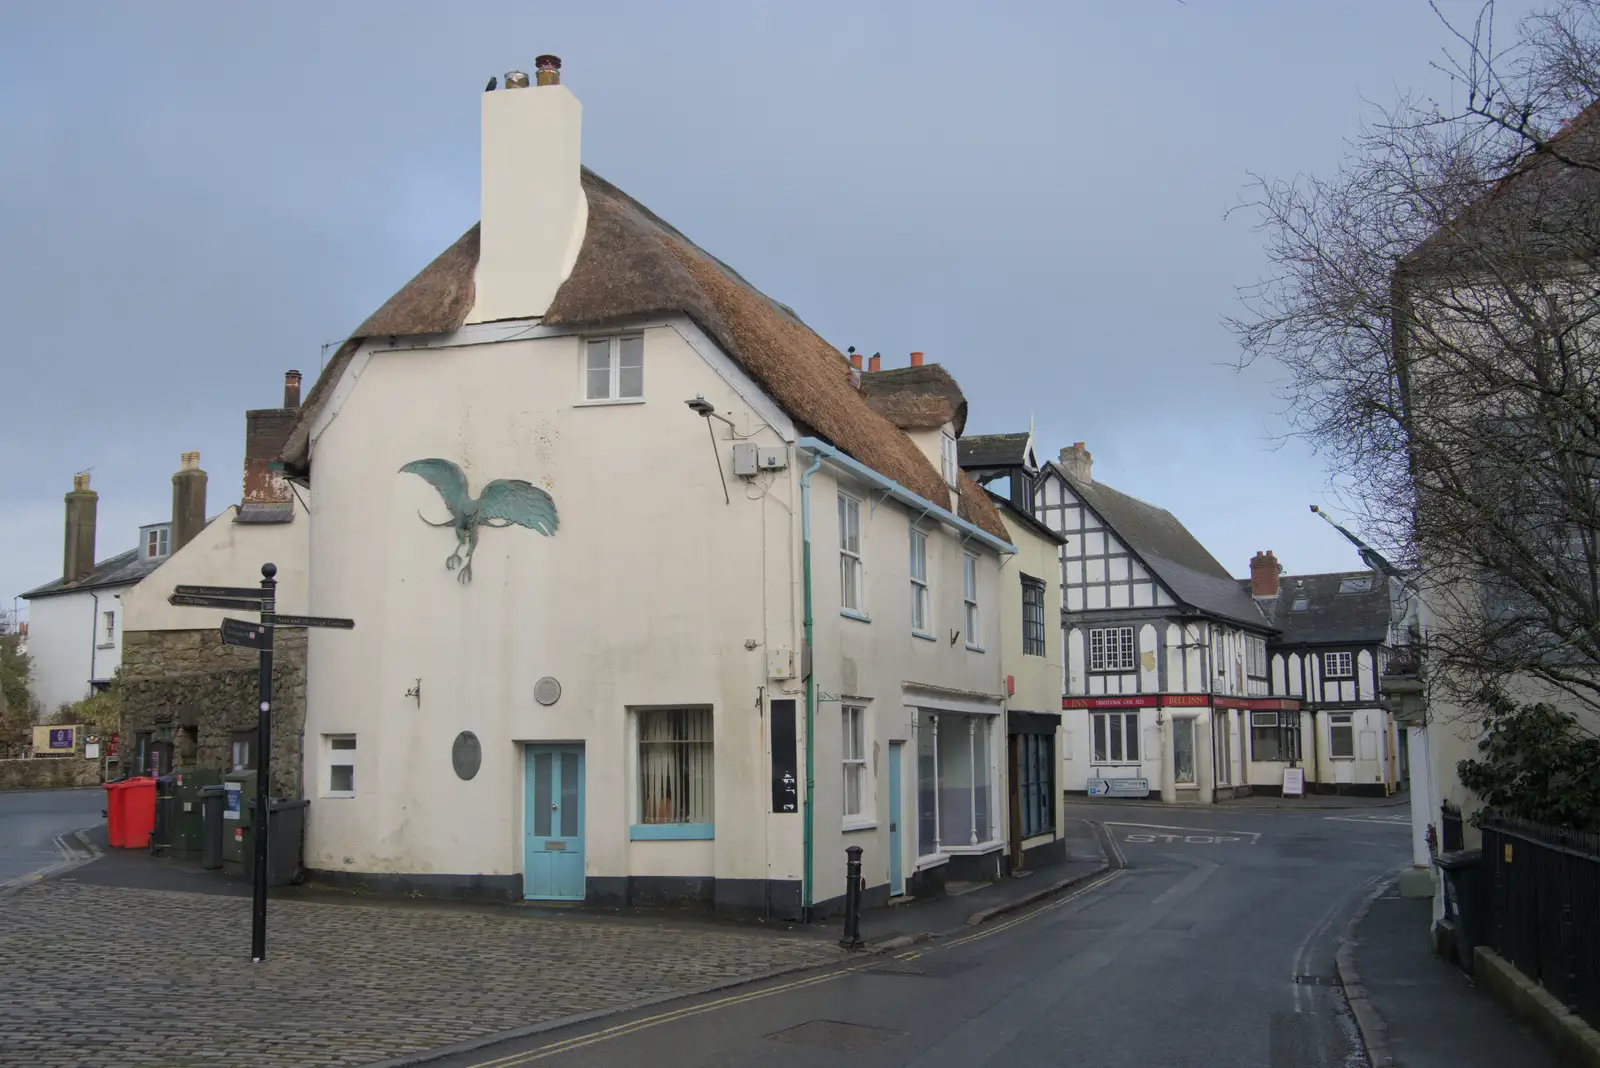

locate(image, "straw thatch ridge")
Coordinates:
859 365 968 435
957 471 1005 539
280 168 1008 541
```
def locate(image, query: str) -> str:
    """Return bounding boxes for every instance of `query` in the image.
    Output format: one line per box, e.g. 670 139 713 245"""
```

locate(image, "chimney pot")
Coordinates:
535 54 562 86
868 354 881 371
284 369 302 409
504 70 530 88
73 472 90 492
1057 442 1093 483
850 353 863 370
1250 549 1281 598
910 351 924 367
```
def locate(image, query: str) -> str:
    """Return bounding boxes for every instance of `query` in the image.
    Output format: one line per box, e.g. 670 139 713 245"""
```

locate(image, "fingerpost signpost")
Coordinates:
166 563 353 962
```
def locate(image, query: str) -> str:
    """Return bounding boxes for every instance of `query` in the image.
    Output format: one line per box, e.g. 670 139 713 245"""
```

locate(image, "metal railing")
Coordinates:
1480 815 1600 1029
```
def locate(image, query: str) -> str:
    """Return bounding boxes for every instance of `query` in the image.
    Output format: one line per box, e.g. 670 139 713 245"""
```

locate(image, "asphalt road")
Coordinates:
424 801 1411 1068
0 787 104 888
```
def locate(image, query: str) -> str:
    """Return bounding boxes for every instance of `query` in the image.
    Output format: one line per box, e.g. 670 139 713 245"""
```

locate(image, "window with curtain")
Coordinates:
1016 732 1055 838
1249 711 1301 762
1021 577 1046 656
842 705 867 821
638 708 714 825
584 335 644 401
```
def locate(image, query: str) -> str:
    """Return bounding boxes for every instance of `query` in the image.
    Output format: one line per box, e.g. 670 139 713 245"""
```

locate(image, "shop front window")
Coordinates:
1173 717 1197 786
916 710 994 856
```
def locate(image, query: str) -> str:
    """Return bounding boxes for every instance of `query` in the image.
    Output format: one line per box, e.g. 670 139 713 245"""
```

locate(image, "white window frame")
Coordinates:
322 734 356 798
1213 712 1232 785
839 492 866 617
1324 651 1354 679
1329 712 1356 759
580 334 645 403
962 552 982 650
145 526 169 559
101 611 115 646
635 707 715 831
1246 636 1268 678
909 527 931 637
1088 626 1136 672
842 704 872 827
941 432 958 487
1090 710 1141 764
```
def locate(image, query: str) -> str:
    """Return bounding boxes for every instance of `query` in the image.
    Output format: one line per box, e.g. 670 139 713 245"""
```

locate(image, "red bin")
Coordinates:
103 777 157 849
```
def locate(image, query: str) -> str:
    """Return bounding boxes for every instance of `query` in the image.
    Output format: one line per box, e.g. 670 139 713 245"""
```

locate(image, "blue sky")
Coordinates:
0 1 1545 612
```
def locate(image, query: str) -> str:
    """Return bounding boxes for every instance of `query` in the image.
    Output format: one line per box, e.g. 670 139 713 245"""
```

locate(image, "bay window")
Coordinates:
915 710 996 856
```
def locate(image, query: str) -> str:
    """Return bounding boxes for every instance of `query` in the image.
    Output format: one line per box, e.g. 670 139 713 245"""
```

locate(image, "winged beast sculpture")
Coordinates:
399 458 558 584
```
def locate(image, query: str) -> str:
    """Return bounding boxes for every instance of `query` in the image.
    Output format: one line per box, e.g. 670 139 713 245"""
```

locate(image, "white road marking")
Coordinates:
1104 820 1261 843
1323 815 1409 828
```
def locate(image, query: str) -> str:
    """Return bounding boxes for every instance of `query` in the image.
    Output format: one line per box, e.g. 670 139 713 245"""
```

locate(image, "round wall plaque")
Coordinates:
452 731 482 780
534 676 562 706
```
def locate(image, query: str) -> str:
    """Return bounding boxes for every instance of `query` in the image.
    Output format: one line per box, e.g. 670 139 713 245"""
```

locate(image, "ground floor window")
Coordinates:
1172 717 1197 785
638 708 713 825
230 730 256 772
1249 712 1301 762
323 734 356 797
916 711 994 854
1329 712 1355 759
1015 732 1055 838
842 704 867 822
1213 712 1231 785
1091 711 1140 764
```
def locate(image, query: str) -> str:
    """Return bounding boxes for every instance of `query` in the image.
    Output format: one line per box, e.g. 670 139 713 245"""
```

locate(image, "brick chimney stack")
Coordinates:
283 369 302 409
1058 442 1093 483
1250 550 1281 598
62 472 97 584
171 452 208 554
243 371 301 507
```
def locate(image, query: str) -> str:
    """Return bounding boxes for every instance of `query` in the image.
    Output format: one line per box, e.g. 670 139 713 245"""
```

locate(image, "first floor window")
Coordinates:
963 553 980 644
1246 636 1267 678
230 730 256 772
1021 577 1046 656
909 527 930 633
1015 732 1055 838
916 711 993 854
145 526 169 558
1091 711 1140 763
1249 712 1300 762
323 734 356 797
102 611 115 644
1089 626 1136 672
1329 712 1355 759
584 335 644 400
842 705 867 820
1324 651 1354 679
941 431 959 487
638 708 713 825
839 492 864 612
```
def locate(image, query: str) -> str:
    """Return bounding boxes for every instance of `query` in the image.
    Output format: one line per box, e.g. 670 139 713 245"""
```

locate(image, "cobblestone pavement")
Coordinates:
0 880 841 1067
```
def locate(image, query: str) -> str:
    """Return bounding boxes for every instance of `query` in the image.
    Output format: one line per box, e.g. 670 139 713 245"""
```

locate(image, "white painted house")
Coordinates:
1034 445 1282 804
19 472 187 715
280 57 1016 917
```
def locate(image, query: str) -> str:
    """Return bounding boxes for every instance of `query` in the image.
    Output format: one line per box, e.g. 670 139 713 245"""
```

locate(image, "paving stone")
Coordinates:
0 880 839 1067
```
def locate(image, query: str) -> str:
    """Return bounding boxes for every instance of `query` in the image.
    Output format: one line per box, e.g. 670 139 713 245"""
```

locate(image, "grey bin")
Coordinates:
1435 848 1484 971
199 785 227 871
241 798 310 887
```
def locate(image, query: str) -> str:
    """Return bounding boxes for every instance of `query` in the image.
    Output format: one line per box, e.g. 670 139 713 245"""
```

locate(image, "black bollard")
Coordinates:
840 845 865 949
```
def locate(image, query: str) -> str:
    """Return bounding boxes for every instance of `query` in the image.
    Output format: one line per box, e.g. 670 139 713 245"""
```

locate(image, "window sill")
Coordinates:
1175 784 1200 791
965 644 986 654
842 820 878 833
321 792 355 800
840 609 872 624
915 854 949 871
96 643 115 650
1329 756 1356 762
1090 762 1142 769
911 630 937 642
630 823 714 841
939 839 1004 855
573 397 646 408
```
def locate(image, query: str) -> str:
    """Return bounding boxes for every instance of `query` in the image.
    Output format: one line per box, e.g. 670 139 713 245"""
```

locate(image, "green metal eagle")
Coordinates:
399 459 558 584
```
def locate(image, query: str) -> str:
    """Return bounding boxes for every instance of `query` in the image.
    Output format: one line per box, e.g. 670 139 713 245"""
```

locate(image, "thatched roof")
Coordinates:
859 365 968 435
282 169 1007 542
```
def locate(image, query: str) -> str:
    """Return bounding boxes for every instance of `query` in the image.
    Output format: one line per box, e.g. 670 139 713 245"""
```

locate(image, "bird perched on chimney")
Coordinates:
484 76 497 92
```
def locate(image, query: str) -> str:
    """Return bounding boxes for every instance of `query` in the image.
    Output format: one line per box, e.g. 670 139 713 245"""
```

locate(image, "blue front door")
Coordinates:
888 741 904 897
524 745 585 900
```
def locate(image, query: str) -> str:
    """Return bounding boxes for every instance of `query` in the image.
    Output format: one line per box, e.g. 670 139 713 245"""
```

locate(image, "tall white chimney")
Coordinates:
466 54 587 324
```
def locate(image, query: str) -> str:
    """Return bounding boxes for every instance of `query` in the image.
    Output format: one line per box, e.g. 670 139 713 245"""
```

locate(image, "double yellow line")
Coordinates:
462 868 1123 1066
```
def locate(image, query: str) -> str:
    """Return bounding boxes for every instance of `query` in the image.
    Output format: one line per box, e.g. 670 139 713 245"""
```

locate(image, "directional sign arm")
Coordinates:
271 614 355 630
173 585 268 601
169 594 269 611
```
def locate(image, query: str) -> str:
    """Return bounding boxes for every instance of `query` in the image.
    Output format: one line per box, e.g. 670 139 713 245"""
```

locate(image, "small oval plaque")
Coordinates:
452 731 482 780
534 676 562 706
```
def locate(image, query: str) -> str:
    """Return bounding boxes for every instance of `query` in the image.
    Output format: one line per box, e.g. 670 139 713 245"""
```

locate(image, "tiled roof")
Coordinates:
20 548 163 599
959 432 1031 468
1250 571 1392 646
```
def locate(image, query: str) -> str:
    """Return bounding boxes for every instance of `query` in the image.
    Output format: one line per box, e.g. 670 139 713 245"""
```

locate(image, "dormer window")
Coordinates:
145 525 170 559
941 432 958 487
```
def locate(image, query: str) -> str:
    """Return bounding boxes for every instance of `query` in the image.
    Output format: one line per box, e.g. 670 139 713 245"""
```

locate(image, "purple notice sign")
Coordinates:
48 728 74 750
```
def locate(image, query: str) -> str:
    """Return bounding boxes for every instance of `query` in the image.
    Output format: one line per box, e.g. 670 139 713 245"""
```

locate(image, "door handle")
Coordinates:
551 804 559 810
890 823 897 830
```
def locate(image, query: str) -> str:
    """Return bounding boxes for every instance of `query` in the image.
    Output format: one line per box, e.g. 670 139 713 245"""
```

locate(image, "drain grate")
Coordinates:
767 1019 905 1051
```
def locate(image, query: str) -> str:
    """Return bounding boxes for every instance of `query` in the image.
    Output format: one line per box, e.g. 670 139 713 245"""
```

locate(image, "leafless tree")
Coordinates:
1229 1 1600 723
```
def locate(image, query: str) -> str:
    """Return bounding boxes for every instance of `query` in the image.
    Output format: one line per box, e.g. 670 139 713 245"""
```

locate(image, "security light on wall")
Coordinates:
684 396 732 504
